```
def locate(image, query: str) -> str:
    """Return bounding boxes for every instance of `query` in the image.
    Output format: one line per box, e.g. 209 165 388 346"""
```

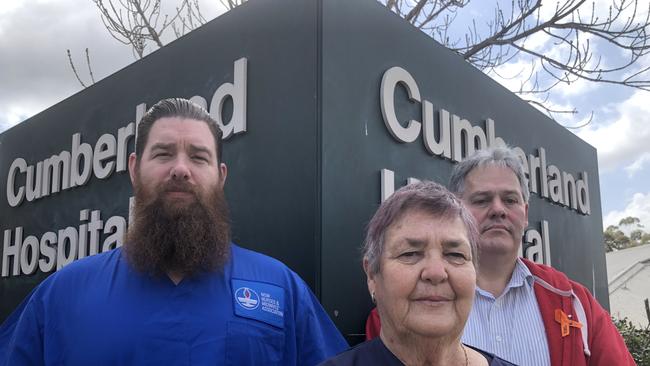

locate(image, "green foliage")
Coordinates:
605 225 631 252
604 217 650 252
632 230 644 242
620 216 643 227
614 317 650 365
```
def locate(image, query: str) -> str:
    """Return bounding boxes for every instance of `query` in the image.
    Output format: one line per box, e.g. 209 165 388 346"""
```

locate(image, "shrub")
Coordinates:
614 317 650 365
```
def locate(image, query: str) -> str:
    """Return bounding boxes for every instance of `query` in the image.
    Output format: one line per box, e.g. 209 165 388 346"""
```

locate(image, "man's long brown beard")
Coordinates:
123 177 231 277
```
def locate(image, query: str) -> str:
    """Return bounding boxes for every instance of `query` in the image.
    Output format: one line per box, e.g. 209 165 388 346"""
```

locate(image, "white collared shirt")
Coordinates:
462 258 551 366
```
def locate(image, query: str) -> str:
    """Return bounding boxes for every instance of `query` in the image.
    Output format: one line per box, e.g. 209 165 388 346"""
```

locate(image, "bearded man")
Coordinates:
0 98 347 366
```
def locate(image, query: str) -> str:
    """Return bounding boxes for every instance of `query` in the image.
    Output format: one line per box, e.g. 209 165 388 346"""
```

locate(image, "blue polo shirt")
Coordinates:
0 244 348 365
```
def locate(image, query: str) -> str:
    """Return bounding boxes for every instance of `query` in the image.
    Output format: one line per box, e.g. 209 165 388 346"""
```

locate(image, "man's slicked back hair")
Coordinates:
448 146 529 203
362 181 479 275
135 98 224 163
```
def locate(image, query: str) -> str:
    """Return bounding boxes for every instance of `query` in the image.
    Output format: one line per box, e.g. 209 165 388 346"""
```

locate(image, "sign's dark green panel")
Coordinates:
0 0 606 346
0 0 322 322
320 0 604 341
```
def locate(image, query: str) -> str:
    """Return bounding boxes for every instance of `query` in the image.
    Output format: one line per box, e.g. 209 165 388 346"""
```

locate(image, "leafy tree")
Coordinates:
605 225 632 252
643 233 650 245
631 229 644 242
604 217 650 252
620 216 644 228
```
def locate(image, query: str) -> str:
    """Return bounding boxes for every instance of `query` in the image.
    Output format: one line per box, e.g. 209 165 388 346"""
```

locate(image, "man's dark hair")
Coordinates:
135 98 224 163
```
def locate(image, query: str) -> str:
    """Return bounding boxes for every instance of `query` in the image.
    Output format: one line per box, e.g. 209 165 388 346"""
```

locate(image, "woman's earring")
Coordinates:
371 291 376 304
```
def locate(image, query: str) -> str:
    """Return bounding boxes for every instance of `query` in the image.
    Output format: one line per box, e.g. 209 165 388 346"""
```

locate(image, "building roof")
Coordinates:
606 243 650 282
606 244 650 326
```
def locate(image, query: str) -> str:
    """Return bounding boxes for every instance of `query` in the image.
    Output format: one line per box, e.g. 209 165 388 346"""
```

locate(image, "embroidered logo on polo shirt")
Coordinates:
232 279 285 328
235 287 260 310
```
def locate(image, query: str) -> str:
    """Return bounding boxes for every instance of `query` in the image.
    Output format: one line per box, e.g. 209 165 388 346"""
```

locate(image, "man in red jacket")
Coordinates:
367 146 635 366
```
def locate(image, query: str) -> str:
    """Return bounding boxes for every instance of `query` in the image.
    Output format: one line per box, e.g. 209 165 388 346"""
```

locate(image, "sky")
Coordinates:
1 0 649 232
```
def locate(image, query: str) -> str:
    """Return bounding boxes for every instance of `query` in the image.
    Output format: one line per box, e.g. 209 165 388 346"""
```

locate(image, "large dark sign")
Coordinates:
0 0 605 344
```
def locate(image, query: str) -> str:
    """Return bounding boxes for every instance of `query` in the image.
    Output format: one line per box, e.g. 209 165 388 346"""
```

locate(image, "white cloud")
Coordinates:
488 59 538 92
520 29 550 54
489 66 592 124
625 153 650 177
2 104 33 128
604 192 650 230
541 31 607 98
577 90 650 171
487 36 601 112
0 1 132 131
552 73 598 98
527 0 650 99
0 0 226 133
0 1 24 17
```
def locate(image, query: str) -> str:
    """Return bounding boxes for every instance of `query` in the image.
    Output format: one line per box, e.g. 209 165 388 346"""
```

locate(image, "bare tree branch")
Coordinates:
379 0 650 127
220 0 245 10
405 0 429 22
84 0 650 129
85 48 96 84
92 0 206 59
67 49 87 88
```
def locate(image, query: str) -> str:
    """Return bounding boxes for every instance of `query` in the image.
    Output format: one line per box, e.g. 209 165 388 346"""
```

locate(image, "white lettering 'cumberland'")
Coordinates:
5 58 249 208
189 57 248 140
4 120 135 208
5 127 135 208
379 66 591 215
380 66 422 143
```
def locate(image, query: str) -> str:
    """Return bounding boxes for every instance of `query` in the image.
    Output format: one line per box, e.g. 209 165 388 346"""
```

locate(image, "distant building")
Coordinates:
607 244 650 327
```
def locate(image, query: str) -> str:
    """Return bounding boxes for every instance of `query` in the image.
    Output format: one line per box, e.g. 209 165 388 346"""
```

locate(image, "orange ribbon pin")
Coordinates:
554 309 582 337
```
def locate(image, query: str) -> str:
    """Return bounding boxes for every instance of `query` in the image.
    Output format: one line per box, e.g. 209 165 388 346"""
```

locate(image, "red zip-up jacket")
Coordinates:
521 258 635 366
365 259 636 365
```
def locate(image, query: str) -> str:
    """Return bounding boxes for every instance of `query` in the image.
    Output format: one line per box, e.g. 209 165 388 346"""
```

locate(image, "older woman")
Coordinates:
319 181 515 366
